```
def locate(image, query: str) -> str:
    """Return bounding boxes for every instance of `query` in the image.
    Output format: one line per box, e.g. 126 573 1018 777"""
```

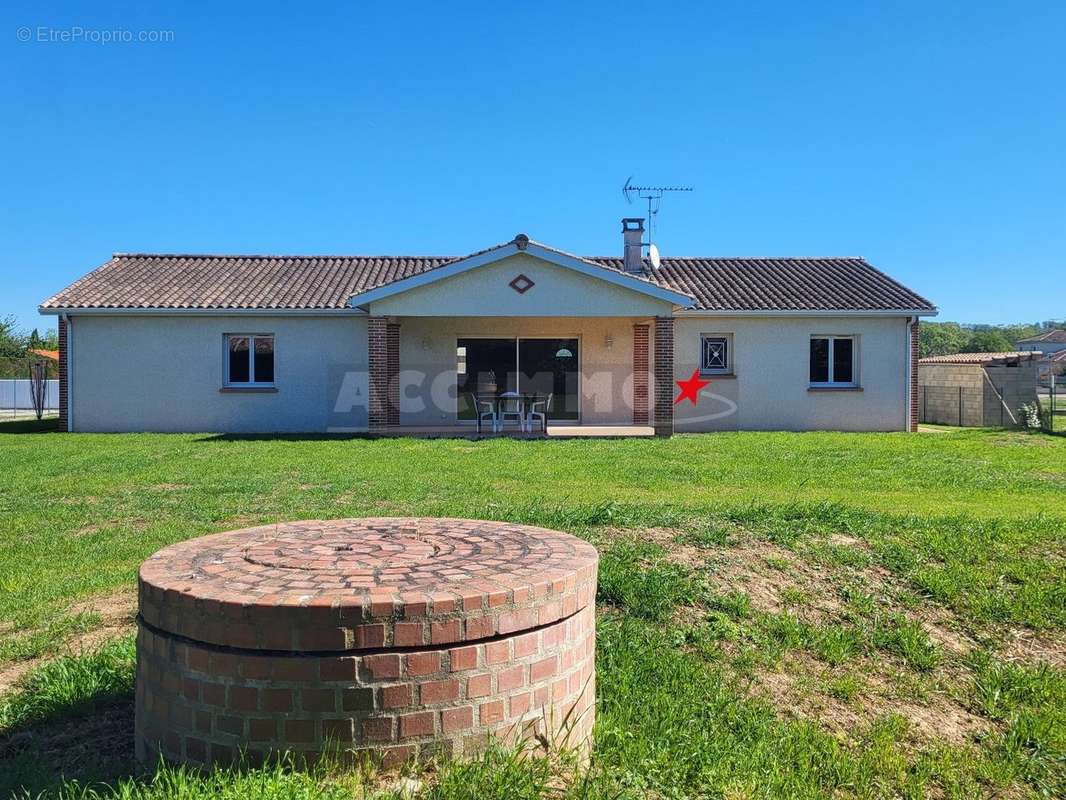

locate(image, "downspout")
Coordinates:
61 313 72 432
905 316 916 432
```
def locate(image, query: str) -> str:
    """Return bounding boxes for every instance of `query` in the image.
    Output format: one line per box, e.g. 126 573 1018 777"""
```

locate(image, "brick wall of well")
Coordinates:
135 604 595 768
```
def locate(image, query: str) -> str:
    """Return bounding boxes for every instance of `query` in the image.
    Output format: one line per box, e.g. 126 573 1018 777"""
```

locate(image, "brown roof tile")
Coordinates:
41 248 935 313
919 351 1040 365
1017 329 1066 344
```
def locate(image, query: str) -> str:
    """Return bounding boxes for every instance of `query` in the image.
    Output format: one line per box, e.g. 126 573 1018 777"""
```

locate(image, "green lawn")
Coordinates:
1 423 1064 798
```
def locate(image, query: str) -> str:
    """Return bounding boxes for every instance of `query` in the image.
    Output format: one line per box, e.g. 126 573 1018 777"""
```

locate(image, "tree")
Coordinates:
964 329 1014 353
919 322 969 357
0 315 23 359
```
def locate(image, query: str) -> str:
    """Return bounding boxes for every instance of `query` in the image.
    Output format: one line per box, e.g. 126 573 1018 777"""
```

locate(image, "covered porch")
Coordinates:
366 314 674 437
347 235 690 438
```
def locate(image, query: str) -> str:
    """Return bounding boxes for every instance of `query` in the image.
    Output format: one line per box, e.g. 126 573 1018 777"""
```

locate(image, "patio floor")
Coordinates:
373 424 654 439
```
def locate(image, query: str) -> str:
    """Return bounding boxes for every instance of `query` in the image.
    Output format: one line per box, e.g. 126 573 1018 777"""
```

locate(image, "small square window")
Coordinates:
700 334 732 375
225 334 274 385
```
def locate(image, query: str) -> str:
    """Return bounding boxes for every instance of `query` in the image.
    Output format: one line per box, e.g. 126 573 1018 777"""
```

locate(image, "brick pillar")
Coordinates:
368 317 388 432
632 324 649 425
386 322 400 426
58 316 69 431
910 320 920 432
653 316 674 437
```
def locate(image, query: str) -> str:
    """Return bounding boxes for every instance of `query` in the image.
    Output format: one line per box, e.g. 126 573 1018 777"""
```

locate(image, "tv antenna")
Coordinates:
623 177 693 267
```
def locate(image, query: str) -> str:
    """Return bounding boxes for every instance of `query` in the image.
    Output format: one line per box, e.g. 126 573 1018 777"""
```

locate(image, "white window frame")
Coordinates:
224 333 275 387
700 333 733 376
809 335 858 387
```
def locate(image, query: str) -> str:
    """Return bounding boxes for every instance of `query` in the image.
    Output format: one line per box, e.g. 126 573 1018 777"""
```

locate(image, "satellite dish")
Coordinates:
648 243 662 269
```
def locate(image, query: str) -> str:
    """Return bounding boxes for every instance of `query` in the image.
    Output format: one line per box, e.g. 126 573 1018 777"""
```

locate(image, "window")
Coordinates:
226 334 274 385
809 336 857 386
700 334 732 375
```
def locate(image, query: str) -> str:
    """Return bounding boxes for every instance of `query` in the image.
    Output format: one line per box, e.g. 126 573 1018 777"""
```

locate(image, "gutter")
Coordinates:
674 309 939 318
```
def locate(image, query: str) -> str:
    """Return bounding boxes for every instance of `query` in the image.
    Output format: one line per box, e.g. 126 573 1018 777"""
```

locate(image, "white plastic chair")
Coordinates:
497 393 526 432
527 393 553 434
470 392 497 433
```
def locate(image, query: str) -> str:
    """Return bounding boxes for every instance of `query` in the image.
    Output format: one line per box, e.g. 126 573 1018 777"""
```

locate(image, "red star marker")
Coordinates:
674 368 711 406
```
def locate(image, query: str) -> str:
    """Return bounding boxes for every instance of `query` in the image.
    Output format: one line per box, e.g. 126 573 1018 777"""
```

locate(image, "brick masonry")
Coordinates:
58 316 68 431
135 605 595 768
653 316 674 437
135 518 598 768
368 317 388 432
632 324 649 426
386 322 400 427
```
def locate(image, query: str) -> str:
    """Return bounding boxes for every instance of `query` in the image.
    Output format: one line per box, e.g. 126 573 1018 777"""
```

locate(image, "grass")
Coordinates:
0 612 102 663
0 423 1064 798
0 637 135 732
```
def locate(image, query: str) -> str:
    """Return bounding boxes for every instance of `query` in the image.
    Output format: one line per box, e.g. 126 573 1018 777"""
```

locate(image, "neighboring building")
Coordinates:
918 352 1041 427
39 220 936 435
1016 329 1066 355
1016 330 1066 383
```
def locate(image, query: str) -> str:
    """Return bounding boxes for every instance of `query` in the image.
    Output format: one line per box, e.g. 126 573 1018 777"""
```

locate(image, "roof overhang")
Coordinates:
345 240 694 311
674 308 938 317
38 306 365 316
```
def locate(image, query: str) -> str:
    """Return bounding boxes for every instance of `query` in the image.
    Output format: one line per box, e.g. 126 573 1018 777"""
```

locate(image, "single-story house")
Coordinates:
1016 330 1066 383
1016 329 1066 355
917 351 1041 427
39 219 936 435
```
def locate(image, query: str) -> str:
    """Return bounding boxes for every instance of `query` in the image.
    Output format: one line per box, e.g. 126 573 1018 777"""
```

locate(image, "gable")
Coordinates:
360 252 679 317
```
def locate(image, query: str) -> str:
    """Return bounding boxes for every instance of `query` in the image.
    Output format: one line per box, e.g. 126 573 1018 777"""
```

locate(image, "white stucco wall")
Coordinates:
63 311 911 434
671 316 910 432
68 314 368 432
396 316 644 426
367 253 674 318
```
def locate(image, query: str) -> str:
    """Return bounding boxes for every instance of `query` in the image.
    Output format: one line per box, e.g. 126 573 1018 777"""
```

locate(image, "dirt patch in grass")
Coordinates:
706 537 850 616
1001 627 1066 667
64 591 138 662
629 527 709 569
638 527 1009 751
73 518 149 538
751 653 991 748
0 664 36 699
705 536 978 656
0 590 136 696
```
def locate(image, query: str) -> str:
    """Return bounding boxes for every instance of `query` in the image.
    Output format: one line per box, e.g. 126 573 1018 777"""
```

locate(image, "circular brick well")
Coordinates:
135 518 598 768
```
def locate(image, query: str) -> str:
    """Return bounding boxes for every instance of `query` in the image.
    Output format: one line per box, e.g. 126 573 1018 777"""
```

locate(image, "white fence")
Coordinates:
0 379 60 410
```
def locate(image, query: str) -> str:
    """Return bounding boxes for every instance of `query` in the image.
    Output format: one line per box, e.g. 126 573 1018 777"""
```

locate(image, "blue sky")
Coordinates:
2 1 1063 331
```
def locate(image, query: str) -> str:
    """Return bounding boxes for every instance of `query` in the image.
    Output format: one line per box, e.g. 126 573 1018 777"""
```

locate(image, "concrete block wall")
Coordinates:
919 362 1040 427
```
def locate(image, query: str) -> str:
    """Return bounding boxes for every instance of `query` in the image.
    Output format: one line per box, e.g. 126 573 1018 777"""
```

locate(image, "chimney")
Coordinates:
622 218 645 273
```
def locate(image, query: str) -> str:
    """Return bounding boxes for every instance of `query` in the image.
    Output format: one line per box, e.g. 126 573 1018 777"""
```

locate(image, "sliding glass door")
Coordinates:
457 337 580 422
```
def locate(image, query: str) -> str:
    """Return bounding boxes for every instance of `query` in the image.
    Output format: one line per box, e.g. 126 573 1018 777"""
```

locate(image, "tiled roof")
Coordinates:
919 351 1041 365
1017 329 1066 344
588 256 934 312
41 248 935 313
